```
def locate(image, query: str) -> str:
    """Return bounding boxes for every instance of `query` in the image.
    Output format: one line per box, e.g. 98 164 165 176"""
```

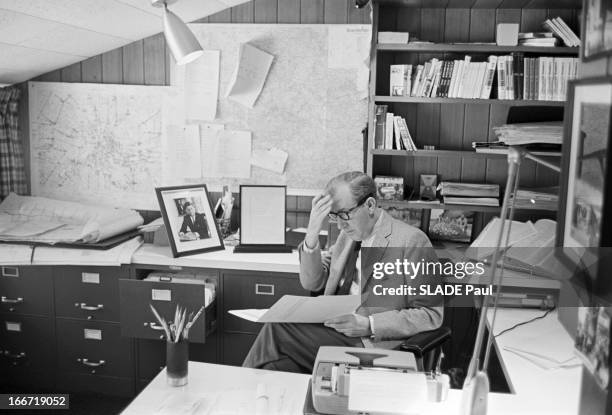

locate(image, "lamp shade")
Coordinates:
163 7 203 65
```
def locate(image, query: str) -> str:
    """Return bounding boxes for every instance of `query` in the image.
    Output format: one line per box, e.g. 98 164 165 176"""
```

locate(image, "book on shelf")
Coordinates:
439 182 500 198
543 17 580 47
392 54 578 101
519 32 554 39
385 112 394 150
374 111 417 151
374 104 387 149
471 141 562 155
375 176 404 200
378 31 410 44
493 122 563 145
510 187 559 210
443 196 499 207
390 64 412 96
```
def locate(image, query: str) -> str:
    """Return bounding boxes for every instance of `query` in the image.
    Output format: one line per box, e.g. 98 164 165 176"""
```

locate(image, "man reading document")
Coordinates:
243 171 443 373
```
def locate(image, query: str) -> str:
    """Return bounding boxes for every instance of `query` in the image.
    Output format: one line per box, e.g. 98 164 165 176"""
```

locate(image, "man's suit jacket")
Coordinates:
180 213 210 239
299 210 443 349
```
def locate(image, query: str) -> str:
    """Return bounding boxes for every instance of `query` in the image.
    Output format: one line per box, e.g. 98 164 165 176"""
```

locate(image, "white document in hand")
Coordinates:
229 295 361 324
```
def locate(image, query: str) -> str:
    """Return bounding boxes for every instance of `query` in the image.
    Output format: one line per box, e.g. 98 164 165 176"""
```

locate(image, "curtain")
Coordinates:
0 87 26 198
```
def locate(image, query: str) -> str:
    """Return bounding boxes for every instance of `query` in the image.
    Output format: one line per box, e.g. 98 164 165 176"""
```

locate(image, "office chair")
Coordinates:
396 325 451 372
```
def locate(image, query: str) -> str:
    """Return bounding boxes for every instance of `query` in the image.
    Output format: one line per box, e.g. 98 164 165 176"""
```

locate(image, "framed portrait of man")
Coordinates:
156 184 224 257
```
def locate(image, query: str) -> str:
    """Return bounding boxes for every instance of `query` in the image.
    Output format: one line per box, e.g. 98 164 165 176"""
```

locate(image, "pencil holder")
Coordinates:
166 340 188 386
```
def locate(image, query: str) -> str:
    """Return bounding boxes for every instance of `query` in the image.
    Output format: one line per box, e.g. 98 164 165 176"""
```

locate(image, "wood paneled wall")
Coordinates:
21 0 370 229
372 6 579 195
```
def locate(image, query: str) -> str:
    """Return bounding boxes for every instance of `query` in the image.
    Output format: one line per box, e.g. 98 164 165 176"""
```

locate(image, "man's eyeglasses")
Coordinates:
328 193 374 221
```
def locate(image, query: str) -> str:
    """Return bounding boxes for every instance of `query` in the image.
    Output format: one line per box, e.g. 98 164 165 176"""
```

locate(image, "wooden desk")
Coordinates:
122 309 582 415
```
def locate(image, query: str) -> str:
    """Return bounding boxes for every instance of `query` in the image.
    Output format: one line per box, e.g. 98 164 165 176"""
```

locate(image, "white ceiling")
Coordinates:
0 0 249 84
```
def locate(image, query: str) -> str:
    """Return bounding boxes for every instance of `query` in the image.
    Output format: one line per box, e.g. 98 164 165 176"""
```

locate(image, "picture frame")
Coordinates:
381 205 425 231
556 78 612 273
582 0 612 62
427 209 475 243
156 184 225 257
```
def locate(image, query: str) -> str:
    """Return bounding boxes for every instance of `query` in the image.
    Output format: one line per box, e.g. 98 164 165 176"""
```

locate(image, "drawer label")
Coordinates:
152 289 171 302
82 272 100 284
5 321 21 332
1 267 19 277
84 329 102 340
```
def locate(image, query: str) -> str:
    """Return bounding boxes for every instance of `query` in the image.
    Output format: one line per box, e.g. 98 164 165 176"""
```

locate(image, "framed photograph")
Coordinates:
575 306 610 390
428 209 474 243
557 78 612 268
382 206 424 230
582 0 612 61
156 184 224 257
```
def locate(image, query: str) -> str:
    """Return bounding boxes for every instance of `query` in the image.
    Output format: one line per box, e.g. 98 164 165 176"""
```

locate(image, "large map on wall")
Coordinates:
28 24 370 209
29 82 179 209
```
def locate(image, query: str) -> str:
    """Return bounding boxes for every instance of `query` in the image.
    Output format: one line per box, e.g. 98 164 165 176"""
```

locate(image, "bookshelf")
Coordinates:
374 96 567 106
366 0 580 205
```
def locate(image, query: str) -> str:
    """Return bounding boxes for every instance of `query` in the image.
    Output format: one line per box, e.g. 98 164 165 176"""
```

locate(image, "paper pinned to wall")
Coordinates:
184 50 220 121
201 129 252 178
251 147 288 174
327 25 372 69
227 43 274 108
164 124 202 182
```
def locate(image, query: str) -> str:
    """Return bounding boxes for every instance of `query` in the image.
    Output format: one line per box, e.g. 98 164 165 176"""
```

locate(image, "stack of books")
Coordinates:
543 17 580 47
408 56 497 99
471 141 561 155
518 32 557 47
391 54 578 101
493 122 563 145
378 31 409 44
374 104 418 150
510 188 559 210
439 182 499 207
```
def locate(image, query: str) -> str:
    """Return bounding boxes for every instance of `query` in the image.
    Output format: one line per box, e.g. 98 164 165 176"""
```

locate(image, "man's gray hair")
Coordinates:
325 171 376 202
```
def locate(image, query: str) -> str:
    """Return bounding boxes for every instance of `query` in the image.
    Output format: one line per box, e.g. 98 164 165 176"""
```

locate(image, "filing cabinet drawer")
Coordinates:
56 373 134 397
54 266 122 322
0 314 55 373
0 266 53 315
119 279 216 343
223 272 307 333
137 334 219 380
56 318 133 378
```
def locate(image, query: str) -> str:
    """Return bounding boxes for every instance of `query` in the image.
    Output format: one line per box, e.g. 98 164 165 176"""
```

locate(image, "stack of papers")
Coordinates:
378 32 409 44
0 193 143 244
32 236 143 266
493 122 563 145
466 217 538 260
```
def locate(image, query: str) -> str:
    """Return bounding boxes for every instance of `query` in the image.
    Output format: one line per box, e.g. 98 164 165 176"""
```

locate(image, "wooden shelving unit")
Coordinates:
377 43 579 54
374 96 567 106
366 0 579 200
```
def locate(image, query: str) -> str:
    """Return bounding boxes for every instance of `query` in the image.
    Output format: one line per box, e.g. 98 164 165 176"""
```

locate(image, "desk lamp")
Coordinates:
152 0 204 65
461 147 561 414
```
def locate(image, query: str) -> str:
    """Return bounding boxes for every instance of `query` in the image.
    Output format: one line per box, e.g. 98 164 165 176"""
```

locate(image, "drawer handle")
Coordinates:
77 358 106 367
74 302 104 311
1 267 19 277
1 296 23 304
255 283 275 296
3 350 26 359
144 322 166 331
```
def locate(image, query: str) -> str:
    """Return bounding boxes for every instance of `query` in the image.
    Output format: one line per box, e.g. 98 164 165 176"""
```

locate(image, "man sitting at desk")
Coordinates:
243 171 443 373
179 202 210 241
